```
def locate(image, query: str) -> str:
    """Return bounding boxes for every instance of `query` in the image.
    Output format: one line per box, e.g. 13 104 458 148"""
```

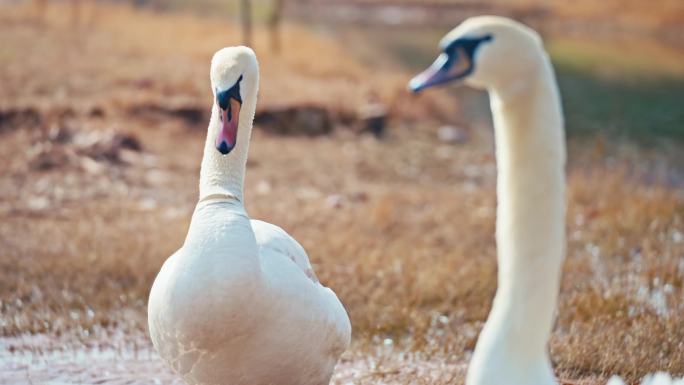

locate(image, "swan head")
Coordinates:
210 46 259 155
409 16 545 93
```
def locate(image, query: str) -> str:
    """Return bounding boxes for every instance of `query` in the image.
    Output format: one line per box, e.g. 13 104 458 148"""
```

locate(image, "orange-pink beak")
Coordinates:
215 76 243 155
216 98 241 155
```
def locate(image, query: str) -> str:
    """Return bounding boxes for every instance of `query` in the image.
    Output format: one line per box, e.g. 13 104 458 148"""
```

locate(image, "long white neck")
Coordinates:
199 90 257 203
466 53 566 385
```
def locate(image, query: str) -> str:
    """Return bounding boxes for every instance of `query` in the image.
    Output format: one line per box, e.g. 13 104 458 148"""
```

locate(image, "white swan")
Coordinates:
409 16 683 385
148 46 351 385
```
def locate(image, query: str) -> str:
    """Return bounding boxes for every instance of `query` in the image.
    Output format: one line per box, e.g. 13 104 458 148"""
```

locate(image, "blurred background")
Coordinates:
0 0 682 384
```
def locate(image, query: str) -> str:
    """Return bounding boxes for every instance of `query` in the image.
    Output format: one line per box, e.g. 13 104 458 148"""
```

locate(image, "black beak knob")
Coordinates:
216 141 232 155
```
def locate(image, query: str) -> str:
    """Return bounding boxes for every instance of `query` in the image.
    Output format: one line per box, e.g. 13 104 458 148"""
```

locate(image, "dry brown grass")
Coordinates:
0 3 682 384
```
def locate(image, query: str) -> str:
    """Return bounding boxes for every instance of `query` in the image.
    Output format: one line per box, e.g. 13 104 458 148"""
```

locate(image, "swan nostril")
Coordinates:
216 141 232 155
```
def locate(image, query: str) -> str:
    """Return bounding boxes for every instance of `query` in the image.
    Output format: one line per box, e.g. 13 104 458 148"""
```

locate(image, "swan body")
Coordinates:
148 47 351 385
410 16 683 385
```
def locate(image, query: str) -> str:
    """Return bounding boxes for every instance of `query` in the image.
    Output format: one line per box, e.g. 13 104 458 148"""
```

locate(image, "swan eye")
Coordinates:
449 47 460 59
444 34 493 61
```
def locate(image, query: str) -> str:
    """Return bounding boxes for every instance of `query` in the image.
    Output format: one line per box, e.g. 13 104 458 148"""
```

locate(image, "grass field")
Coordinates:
0 2 683 384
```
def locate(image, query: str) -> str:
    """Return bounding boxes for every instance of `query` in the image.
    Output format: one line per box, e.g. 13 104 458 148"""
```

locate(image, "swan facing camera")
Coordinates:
214 76 243 155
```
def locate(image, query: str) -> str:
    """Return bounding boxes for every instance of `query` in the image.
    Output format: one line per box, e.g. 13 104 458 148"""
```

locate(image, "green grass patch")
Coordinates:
549 38 684 143
556 70 684 142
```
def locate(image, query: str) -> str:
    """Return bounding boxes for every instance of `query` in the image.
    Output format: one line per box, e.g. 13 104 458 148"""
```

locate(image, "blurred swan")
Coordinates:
410 16 683 385
148 46 351 385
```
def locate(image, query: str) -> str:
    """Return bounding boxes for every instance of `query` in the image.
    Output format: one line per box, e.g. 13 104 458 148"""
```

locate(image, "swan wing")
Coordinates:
251 219 318 282
251 219 351 355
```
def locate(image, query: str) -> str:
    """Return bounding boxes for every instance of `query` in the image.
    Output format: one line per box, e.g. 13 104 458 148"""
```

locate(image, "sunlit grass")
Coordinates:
547 38 684 79
0 2 683 383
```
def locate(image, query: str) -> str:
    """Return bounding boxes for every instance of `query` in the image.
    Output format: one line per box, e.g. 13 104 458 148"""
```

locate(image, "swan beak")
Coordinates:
409 53 452 93
215 78 243 155
409 33 496 93
409 47 472 93
216 98 241 155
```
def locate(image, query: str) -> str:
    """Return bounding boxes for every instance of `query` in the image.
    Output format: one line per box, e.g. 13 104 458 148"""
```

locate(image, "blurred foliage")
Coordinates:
557 71 684 142
146 0 275 20
548 38 684 142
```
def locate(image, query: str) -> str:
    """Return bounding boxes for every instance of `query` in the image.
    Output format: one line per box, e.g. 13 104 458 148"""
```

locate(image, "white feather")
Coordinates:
421 16 682 385
148 46 351 385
